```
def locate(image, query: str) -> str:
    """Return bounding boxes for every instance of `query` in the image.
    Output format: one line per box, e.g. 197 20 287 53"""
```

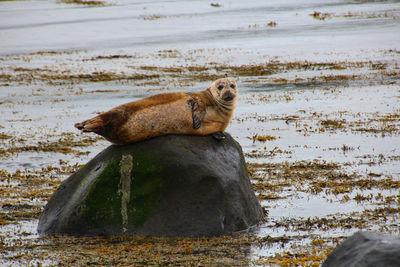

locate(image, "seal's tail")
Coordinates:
75 116 104 134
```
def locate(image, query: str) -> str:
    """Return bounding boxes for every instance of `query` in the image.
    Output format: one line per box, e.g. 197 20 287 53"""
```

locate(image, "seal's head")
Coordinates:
209 78 238 109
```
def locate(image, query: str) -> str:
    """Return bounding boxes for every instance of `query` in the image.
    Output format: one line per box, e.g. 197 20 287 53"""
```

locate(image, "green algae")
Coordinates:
78 150 167 231
81 159 123 229
128 151 167 227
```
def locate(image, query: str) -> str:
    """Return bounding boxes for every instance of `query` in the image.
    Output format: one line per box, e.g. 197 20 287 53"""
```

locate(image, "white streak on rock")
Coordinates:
119 154 133 233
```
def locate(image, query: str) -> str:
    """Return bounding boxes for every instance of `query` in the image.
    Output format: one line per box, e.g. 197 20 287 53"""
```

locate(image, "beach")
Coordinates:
1 0 399 265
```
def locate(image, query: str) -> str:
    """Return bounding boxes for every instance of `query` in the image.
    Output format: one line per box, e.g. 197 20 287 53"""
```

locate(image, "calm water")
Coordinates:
1 0 399 56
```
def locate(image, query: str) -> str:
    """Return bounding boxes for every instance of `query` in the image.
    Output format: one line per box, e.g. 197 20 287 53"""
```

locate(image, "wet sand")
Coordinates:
1 0 399 265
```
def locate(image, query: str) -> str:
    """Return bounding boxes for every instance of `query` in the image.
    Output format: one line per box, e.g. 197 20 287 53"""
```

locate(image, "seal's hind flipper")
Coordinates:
75 108 127 135
75 122 84 130
74 116 104 133
187 98 206 130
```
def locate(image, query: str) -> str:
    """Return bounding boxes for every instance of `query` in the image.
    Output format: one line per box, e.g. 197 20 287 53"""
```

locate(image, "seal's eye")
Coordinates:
230 84 235 89
217 85 224 90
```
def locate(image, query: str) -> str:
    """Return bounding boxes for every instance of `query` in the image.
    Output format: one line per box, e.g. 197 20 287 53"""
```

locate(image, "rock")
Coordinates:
322 231 400 267
38 133 264 236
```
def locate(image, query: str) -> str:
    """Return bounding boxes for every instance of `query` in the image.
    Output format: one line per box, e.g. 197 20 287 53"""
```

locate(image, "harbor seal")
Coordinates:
75 78 238 145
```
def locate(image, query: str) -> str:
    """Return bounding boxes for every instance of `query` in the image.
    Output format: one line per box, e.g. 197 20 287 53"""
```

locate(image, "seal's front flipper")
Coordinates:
187 98 206 130
193 114 201 129
212 131 226 141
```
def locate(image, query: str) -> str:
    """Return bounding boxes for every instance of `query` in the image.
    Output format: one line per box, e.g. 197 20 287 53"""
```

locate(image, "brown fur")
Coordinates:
75 78 238 145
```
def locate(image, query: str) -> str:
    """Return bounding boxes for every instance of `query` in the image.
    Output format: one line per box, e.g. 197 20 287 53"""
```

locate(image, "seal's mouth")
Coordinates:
222 92 235 101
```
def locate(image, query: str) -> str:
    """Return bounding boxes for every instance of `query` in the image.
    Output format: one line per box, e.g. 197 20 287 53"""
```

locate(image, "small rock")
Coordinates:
322 231 400 267
38 133 264 236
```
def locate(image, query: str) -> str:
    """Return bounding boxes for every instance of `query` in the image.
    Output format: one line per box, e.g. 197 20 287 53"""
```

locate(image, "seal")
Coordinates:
75 78 238 145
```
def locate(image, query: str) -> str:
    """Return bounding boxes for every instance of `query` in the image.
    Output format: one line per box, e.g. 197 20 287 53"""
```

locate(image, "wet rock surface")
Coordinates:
37 133 263 236
322 231 400 267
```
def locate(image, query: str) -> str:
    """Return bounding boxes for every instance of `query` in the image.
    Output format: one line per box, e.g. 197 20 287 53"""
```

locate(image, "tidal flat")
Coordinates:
1 0 400 266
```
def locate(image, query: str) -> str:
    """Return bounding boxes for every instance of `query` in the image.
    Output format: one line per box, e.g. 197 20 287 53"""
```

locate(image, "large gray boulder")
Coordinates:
38 133 263 236
322 231 400 267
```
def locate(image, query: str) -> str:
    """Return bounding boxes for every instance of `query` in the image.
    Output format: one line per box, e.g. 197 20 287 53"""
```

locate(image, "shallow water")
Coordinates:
1 0 400 265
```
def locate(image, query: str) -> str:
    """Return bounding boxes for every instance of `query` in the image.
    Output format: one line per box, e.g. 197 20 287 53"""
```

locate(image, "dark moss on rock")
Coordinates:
37 133 263 236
